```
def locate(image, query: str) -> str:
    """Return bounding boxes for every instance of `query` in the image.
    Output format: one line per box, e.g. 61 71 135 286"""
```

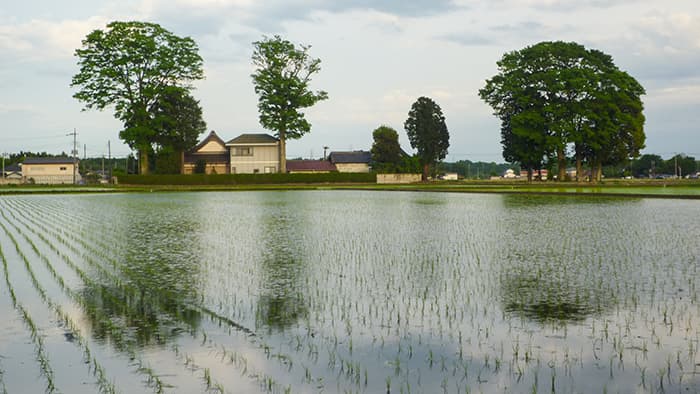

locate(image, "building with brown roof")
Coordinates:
183 131 230 174
286 159 337 173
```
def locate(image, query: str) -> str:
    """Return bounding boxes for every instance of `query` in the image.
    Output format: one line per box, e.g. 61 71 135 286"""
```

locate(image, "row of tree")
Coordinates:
70 22 648 181
479 41 646 182
370 97 451 180
71 22 328 174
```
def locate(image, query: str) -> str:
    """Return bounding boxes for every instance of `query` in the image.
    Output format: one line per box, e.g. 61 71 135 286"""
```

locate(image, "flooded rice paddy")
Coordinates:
0 191 698 393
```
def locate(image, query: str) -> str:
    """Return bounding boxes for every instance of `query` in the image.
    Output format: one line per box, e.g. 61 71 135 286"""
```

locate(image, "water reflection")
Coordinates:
79 196 204 347
500 272 608 323
255 195 308 333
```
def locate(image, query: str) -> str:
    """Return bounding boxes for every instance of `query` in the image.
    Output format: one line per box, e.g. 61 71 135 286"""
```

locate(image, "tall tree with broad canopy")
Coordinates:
71 21 204 174
404 97 450 181
251 35 328 173
480 41 645 182
370 125 403 173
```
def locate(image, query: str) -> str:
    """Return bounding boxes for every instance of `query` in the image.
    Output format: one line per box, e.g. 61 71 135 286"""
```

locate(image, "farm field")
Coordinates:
0 190 699 393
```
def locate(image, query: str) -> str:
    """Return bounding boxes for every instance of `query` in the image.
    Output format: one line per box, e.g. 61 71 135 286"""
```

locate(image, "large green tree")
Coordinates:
370 125 403 173
404 97 450 181
71 21 204 174
151 87 207 173
480 41 645 182
251 35 328 173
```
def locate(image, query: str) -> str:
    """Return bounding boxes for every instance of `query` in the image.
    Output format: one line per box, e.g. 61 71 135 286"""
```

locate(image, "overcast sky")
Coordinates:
1 0 698 162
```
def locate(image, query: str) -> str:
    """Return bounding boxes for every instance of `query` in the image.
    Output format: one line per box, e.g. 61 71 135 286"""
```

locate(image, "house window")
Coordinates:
233 147 253 156
264 166 276 174
59 167 67 171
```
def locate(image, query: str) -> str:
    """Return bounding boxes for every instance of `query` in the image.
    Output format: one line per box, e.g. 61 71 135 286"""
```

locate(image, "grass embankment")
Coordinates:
2 175 700 198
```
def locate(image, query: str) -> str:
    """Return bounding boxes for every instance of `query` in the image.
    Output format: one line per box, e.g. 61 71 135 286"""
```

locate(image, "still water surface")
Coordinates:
0 191 698 393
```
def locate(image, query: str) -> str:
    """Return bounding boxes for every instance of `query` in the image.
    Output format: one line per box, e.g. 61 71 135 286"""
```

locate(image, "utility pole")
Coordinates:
108 140 111 180
66 128 78 184
1 152 6 179
674 155 678 178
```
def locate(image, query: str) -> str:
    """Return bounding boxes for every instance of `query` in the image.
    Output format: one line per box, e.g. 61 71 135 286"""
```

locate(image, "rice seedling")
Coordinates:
2 192 699 393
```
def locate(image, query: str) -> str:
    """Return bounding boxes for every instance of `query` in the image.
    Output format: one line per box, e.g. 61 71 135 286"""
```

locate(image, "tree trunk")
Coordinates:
596 162 603 182
139 149 149 175
575 151 583 183
557 147 566 182
278 129 286 173
527 168 533 183
422 163 430 182
179 149 185 174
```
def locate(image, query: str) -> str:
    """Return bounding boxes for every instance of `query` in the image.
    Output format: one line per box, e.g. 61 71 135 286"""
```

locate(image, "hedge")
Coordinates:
117 172 377 185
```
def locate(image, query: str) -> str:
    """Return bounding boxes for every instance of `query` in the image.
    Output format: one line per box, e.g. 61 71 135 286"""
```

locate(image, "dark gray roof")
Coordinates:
23 157 76 165
328 151 371 164
3 164 21 172
225 134 279 145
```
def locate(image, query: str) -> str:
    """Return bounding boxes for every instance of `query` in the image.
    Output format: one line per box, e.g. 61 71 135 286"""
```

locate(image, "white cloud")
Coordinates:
0 16 107 60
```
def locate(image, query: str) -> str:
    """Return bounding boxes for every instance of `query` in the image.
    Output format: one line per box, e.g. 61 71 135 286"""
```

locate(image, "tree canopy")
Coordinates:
71 21 204 174
251 35 328 173
370 125 403 173
404 97 450 180
479 41 645 182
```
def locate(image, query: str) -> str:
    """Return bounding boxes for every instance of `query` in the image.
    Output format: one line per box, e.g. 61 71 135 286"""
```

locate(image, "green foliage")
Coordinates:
154 146 182 174
441 160 517 179
71 21 204 173
370 125 403 173
480 41 645 181
194 159 207 174
251 35 328 140
152 86 206 151
117 172 375 185
251 35 328 172
404 97 450 179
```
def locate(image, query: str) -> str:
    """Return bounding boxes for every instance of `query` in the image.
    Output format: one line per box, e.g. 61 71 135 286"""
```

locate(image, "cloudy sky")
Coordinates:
1 0 698 162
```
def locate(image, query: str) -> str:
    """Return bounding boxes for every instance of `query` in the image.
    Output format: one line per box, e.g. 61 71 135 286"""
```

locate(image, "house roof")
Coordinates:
23 157 76 165
225 133 279 145
286 160 337 172
3 164 21 172
328 151 371 164
190 130 226 153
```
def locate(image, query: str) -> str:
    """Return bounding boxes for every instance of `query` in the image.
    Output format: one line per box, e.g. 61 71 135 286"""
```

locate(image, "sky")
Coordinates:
1 0 699 162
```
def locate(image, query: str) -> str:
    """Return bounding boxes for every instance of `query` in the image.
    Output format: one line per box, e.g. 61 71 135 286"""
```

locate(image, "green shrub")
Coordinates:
117 172 376 185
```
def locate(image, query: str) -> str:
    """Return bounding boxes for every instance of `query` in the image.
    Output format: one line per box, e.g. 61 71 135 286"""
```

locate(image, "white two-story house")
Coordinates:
225 134 280 174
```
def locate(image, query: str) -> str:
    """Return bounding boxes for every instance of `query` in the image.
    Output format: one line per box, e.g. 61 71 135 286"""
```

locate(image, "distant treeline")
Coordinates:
439 152 699 179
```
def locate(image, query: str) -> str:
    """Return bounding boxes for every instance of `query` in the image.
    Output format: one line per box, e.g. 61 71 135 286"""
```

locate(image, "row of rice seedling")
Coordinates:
0 200 192 393
0 216 119 393
0 236 57 392
1 197 298 393
3 192 699 392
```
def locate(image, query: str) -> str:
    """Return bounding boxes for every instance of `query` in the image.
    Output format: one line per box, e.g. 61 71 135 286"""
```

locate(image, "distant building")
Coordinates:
442 172 458 181
520 169 548 180
2 164 22 180
183 130 230 174
226 134 280 174
286 160 337 173
502 169 519 179
22 157 81 184
328 151 371 173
